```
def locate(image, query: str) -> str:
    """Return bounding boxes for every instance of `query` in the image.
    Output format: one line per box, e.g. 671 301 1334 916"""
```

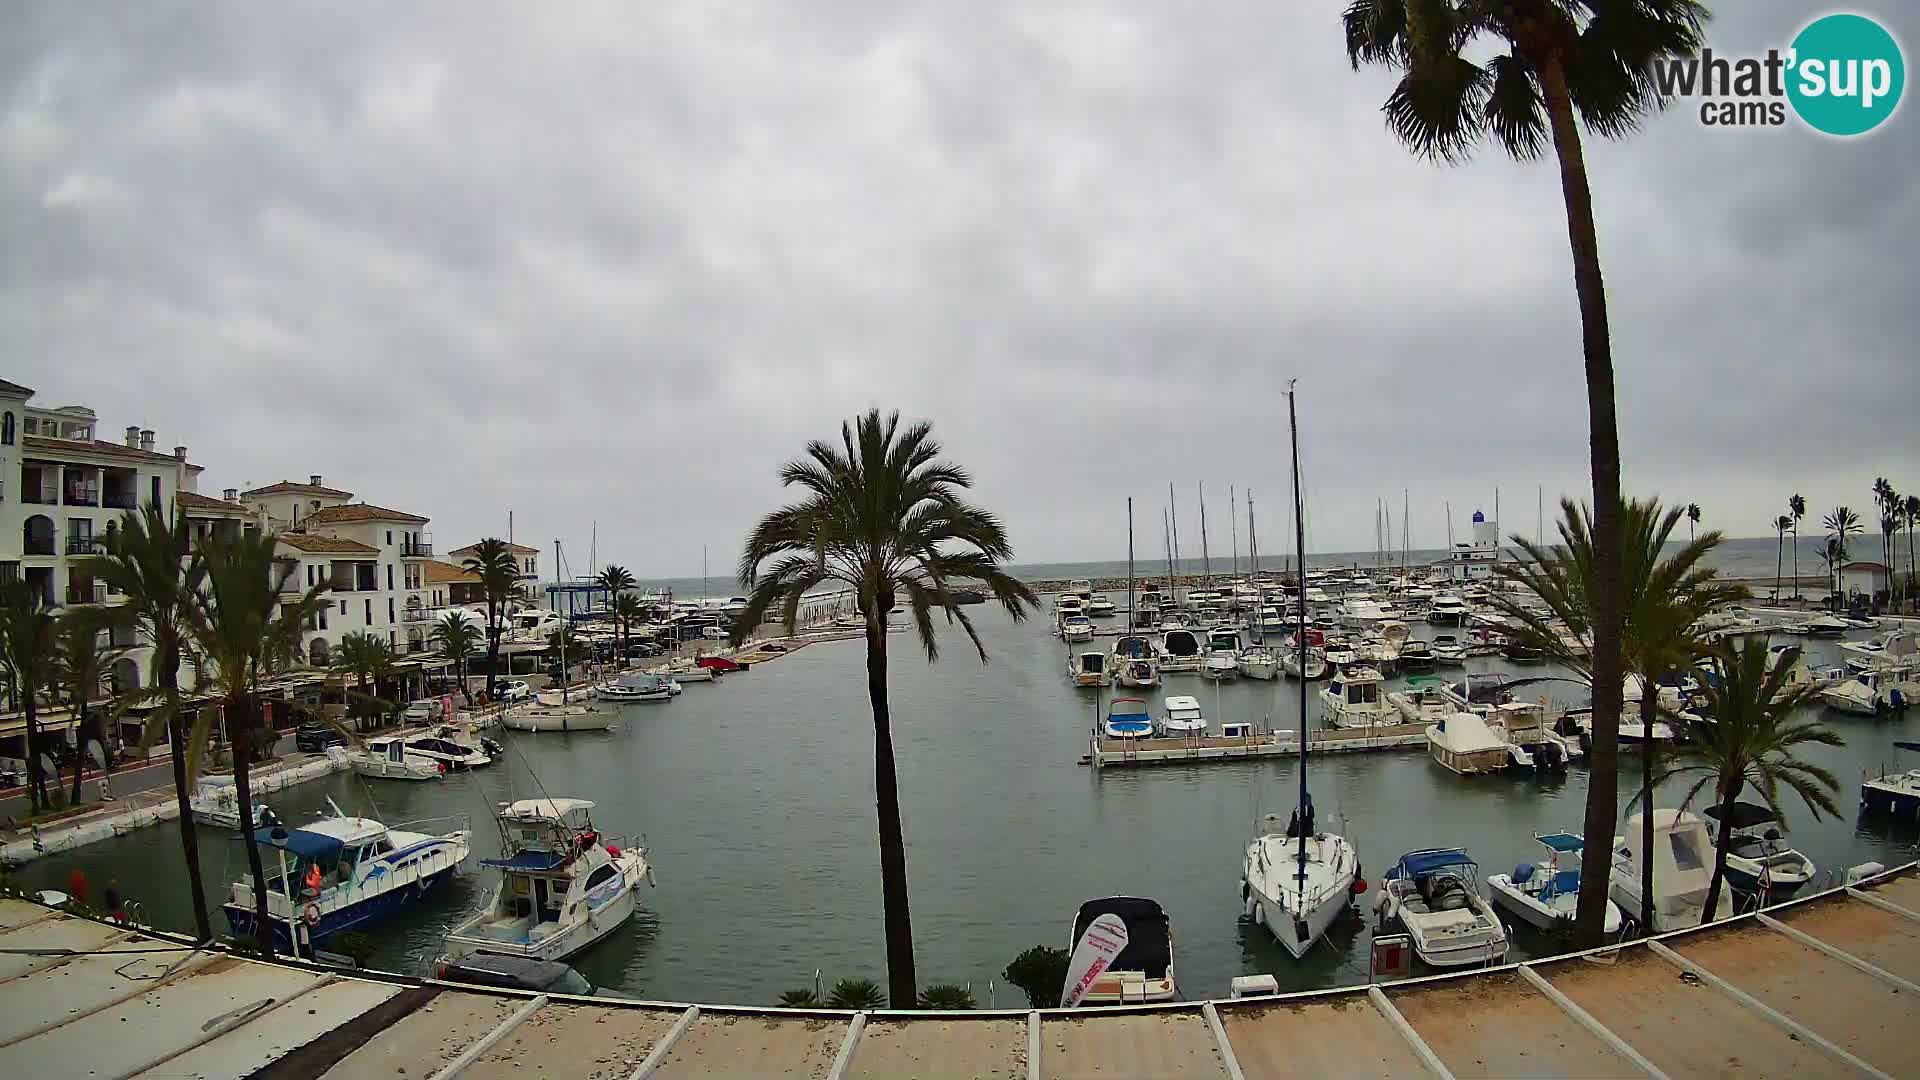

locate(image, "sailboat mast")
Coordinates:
1402 489 1410 576
1127 498 1136 632
1230 485 1239 580
1248 491 1259 576
556 539 567 704
1288 383 1310 890
1169 484 1182 596
1199 482 1211 591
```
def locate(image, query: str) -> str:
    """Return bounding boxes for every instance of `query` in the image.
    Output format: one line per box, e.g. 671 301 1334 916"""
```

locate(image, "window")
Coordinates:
1669 832 1705 872
339 599 347 614
585 864 618 890
387 598 395 623
389 630 396 647
386 564 393 590
386 530 393 545
1 412 11 445
364 599 372 625
151 476 160 505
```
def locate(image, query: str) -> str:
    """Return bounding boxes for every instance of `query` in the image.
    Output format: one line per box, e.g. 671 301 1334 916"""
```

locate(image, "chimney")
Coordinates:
124 425 139 447
310 474 323 487
224 488 238 502
173 445 187 461
139 429 155 452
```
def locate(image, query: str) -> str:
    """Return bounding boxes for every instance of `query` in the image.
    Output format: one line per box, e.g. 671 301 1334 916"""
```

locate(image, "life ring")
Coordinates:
302 902 321 927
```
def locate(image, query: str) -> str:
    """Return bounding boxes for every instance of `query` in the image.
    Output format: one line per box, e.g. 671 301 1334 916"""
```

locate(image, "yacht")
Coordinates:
397 725 499 770
1425 712 1509 776
1160 628 1204 673
223 799 471 953
1430 634 1468 665
1118 657 1160 688
1256 606 1288 640
1485 701 1578 770
1103 697 1155 740
1488 832 1623 936
1065 578 1094 601
1066 897 1177 1005
1609 809 1729 932
442 799 651 964
1440 672 1515 717
1376 848 1509 968
1158 694 1208 736
596 673 678 702
1061 614 1096 643
1389 677 1455 724
1862 741 1920 816
1700 802 1816 900
1242 807 1360 960
502 609 569 650
1203 627 1241 679
1428 595 1470 626
1820 666 1919 716
189 775 274 830
1054 595 1086 625
1340 597 1387 630
1320 638 1358 669
1319 666 1395 729
1112 635 1159 688
1086 594 1118 618
662 657 717 683
1397 637 1435 672
1281 640 1328 680
1237 644 1279 681
503 699 619 732
1803 614 1849 637
1069 649 1112 688
350 737 448 781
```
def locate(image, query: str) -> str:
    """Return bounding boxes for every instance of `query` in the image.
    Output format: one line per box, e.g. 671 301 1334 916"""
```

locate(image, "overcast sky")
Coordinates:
4 2 1915 578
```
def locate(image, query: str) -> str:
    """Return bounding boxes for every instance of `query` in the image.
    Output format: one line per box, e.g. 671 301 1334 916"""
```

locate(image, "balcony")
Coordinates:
103 491 138 510
21 489 57 506
65 582 104 606
65 534 101 556
402 538 433 558
401 606 431 623
64 488 99 507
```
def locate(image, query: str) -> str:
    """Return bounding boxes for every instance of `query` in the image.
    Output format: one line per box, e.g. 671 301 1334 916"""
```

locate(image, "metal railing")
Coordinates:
402 539 433 557
103 491 138 509
63 488 99 507
20 490 57 505
65 535 101 556
65 583 104 605
401 607 431 622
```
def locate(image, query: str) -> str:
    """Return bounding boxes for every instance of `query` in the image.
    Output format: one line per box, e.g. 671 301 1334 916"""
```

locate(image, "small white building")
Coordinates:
1840 561 1892 600
447 540 542 600
265 501 435 664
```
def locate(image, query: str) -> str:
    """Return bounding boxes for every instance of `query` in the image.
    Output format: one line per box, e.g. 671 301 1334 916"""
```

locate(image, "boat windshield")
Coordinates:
1348 682 1378 704
1668 830 1706 871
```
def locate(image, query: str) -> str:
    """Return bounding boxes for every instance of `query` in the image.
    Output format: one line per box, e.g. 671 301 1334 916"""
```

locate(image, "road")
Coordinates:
0 730 299 823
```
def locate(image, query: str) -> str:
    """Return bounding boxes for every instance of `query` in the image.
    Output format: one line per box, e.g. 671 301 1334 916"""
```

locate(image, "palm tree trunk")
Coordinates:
1637 689 1658 933
1540 52 1626 949
485 601 500 700
164 640 214 941
24 698 44 812
69 700 90 805
1774 533 1783 604
229 692 275 957
864 602 916 1006
1701 779 1740 924
1791 523 1799 598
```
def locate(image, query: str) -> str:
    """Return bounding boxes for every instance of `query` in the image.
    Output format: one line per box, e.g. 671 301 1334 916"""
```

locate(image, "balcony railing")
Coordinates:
65 583 104 605
21 489 57 505
401 606 431 622
65 535 101 556
64 488 100 507
103 491 138 509
402 539 433 557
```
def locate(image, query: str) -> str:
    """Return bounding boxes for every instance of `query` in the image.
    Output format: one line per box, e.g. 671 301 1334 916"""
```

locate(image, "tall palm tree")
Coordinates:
1881 512 1901 610
1871 479 1894 593
0 580 58 812
734 410 1038 1004
1657 639 1839 922
333 631 395 731
1494 497 1743 932
1788 494 1806 599
96 499 212 940
1341 0 1709 947
597 565 638 667
1685 502 1701 543
51 609 125 806
1772 515 1793 603
611 593 646 663
462 539 520 701
1823 506 1862 601
432 613 480 703
1905 494 1920 611
186 531 330 957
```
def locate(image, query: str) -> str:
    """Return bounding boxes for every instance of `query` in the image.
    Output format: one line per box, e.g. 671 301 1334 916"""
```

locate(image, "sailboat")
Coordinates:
1242 383 1362 960
505 541 617 732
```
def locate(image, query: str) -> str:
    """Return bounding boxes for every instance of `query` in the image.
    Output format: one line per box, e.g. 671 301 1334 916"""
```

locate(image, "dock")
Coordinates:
5 863 1920 1078
1086 723 1428 768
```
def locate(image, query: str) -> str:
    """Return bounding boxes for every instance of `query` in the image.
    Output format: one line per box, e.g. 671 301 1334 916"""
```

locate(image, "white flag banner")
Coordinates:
1061 912 1130 1008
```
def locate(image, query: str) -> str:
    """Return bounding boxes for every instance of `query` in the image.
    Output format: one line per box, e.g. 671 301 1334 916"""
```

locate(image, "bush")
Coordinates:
777 989 820 1007
1003 945 1069 1009
826 977 886 1009
917 983 975 1010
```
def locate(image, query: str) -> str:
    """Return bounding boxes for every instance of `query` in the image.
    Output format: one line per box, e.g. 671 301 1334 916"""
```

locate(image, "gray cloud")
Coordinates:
3 1 1916 574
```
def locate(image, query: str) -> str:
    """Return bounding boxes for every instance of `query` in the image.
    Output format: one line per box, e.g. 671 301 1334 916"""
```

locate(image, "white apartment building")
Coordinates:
446 540 541 601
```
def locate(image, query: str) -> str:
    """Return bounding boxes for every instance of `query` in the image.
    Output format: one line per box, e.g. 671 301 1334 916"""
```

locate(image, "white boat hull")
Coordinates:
446 862 647 964
349 755 444 781
1243 832 1358 961
1237 657 1278 680
1488 874 1622 935
503 707 619 732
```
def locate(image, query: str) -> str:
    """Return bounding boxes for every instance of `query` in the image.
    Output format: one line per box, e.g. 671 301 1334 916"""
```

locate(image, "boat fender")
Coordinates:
1352 877 1367 895
302 902 321 927
606 844 621 859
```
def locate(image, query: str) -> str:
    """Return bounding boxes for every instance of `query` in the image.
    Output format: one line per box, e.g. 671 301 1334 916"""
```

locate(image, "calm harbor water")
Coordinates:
24 604 1920 1006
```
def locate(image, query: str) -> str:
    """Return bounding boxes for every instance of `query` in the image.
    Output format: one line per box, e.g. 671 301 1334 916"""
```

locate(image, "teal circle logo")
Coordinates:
1787 13 1904 136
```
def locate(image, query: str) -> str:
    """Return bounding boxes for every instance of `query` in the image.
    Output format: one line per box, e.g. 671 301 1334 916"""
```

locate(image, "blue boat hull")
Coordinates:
223 865 459 952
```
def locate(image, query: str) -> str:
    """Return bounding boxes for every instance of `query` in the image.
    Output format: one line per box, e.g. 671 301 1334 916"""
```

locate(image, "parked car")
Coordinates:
496 679 533 703
435 953 594 996
402 700 437 723
295 723 346 752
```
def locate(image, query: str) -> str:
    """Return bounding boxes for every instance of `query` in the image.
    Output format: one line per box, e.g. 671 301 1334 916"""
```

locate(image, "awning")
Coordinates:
1535 832 1584 853
481 849 570 872
250 826 345 863
1392 848 1477 878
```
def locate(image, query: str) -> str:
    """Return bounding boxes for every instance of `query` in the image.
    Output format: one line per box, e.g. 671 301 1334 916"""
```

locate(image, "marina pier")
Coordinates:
1086 723 1429 768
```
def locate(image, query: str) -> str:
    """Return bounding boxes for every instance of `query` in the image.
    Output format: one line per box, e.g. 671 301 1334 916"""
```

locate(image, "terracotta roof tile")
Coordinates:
176 491 250 515
423 559 480 584
449 541 539 556
23 435 204 470
240 480 356 499
275 533 379 555
300 502 428 525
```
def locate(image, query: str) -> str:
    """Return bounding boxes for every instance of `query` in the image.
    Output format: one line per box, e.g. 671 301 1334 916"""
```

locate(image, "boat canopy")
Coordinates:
500 798 594 821
1534 831 1584 854
250 826 345 862
1391 848 1478 879
1071 896 1171 978
1702 802 1783 830
481 849 572 872
1896 742 1920 753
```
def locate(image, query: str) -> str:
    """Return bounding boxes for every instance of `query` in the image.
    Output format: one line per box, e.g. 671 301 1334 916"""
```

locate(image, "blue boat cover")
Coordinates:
481 849 571 872
1535 831 1584 853
1393 848 1476 878
1549 869 1581 896
250 827 345 862
1895 742 1920 753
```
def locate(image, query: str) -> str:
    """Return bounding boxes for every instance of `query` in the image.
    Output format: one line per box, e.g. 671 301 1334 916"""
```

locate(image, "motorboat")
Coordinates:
1340 597 1387 630
1397 637 1435 672
1069 649 1112 688
1768 643 1851 691
1257 606 1288 639
1086 594 1118 618
1102 697 1155 739
1803 614 1849 637
1488 832 1623 936
1861 741 1920 816
596 673 678 702
1564 706 1678 748
662 658 716 683
1428 595 1470 626
1203 627 1241 679
1066 897 1176 1005
695 655 746 675
1375 848 1508 968
1609 809 1729 932
1054 595 1086 623
1241 806 1360 960
1425 712 1508 776
223 798 471 953
350 737 448 781
1281 641 1328 681
189 775 274 830
1318 666 1395 729
1440 672 1514 717
397 725 500 769
1700 802 1816 900
1820 666 1919 716
1159 628 1204 673
502 700 619 732
1320 638 1357 669
443 798 653 964
1159 694 1207 736
1061 614 1096 643
1485 701 1578 770
1388 676 1454 723
1430 634 1468 665
1501 637 1546 663
1237 645 1279 680
1065 578 1094 601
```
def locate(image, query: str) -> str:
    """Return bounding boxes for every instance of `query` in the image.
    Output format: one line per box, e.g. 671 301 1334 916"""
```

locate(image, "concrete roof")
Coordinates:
4 864 1919 1078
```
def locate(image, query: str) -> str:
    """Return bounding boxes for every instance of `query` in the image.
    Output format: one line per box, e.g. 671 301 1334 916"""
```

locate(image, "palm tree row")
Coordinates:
461 538 521 700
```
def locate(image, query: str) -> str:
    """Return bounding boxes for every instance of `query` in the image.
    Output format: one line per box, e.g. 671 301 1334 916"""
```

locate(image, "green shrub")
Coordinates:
826 977 886 1009
917 983 975 1009
1003 945 1068 1009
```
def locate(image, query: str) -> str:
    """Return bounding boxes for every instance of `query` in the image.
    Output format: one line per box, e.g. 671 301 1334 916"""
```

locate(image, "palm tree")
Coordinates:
734 409 1038 1004
1685 503 1701 543
1657 639 1839 922
1772 515 1793 603
432 613 480 704
462 539 520 701
611 593 646 663
51 609 125 806
333 631 395 731
1823 507 1862 601
1881 512 1901 610
1905 494 1920 611
1871 479 1895 597
0 580 58 812
186 531 330 956
1818 538 1845 607
597 565 638 668
96 499 213 940
1493 497 1744 933
1341 0 1709 946
1788 494 1807 598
